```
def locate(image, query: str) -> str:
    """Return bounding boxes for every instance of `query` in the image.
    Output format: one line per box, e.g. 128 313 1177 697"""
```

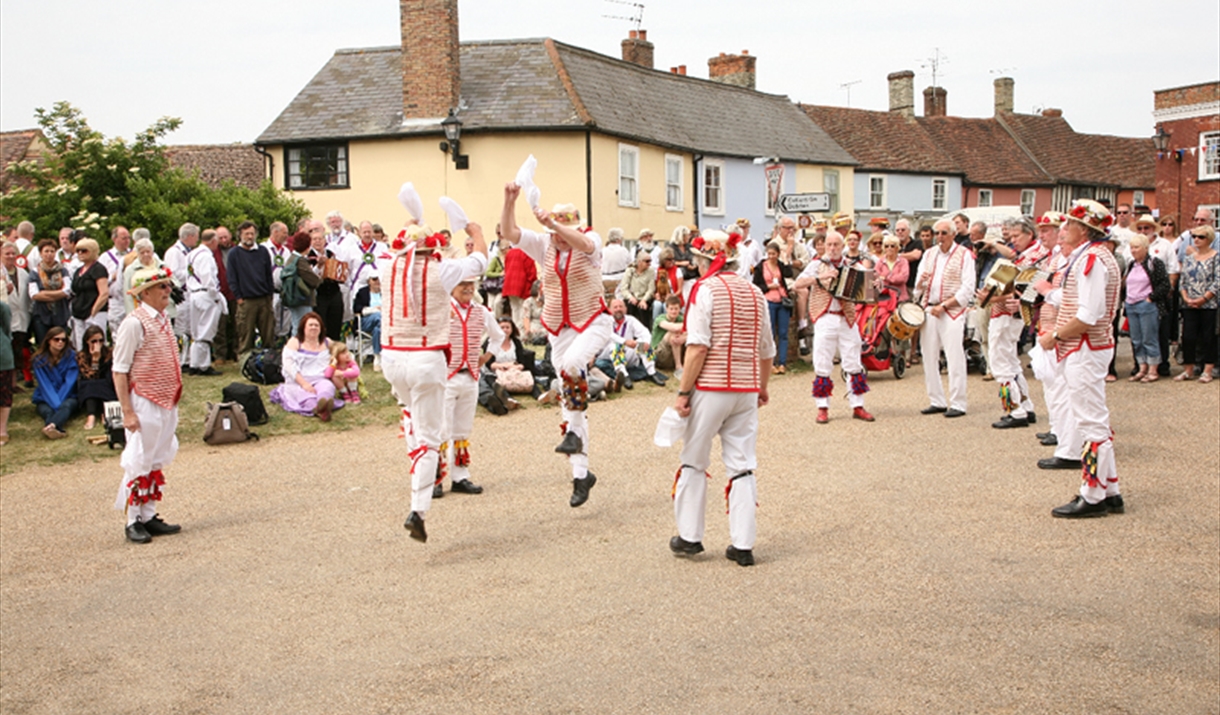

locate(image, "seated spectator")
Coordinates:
486 316 538 396
30 239 71 347
76 325 117 430
521 281 547 345
652 249 683 324
269 312 343 421
595 298 666 391
31 326 78 439
618 253 656 328
352 275 382 371
650 294 686 372
325 341 361 404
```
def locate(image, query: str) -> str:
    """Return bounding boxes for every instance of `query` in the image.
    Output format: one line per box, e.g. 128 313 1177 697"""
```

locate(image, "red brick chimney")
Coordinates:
1041 108 1063 118
923 86 947 117
708 51 756 90
621 29 654 69
400 0 461 120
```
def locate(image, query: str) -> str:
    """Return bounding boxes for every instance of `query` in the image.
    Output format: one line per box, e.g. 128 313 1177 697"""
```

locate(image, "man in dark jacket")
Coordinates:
226 221 276 356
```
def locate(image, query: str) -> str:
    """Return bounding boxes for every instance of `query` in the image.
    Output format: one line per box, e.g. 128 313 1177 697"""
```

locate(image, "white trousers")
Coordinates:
443 372 479 484
1041 353 1082 461
1063 348 1119 503
920 312 968 412
988 314 1034 418
114 394 179 525
549 314 614 480
189 292 222 369
812 312 864 409
383 350 447 515
675 390 759 550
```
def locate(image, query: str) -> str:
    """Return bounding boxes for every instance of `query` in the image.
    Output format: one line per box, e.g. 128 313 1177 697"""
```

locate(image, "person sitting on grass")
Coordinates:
31 326 78 439
269 312 343 422
75 325 117 430
325 341 361 405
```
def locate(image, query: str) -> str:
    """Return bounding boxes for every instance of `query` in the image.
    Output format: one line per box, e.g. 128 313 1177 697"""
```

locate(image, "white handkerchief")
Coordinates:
514 155 541 211
653 407 688 448
439 197 469 233
397 182 425 223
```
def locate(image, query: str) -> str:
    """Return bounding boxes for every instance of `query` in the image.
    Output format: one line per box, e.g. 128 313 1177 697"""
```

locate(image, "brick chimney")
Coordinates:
400 0 461 120
621 29 654 69
923 86 947 117
708 51 756 90
1041 108 1063 118
994 76 1014 115
887 70 915 117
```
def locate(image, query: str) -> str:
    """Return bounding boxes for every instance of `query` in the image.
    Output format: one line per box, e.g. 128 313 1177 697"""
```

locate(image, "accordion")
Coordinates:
831 264 876 304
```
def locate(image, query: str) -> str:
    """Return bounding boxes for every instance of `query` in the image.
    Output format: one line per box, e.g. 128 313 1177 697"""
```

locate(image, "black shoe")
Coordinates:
1051 495 1109 518
450 479 483 495
725 545 755 566
1038 457 1082 470
1156 364 1171 377
196 367 222 377
184 366 199 376
623 375 634 390
1026 411 1037 424
1040 433 1059 446
432 483 444 499
126 522 152 544
798 325 813 339
404 511 427 542
647 372 667 386
669 536 704 556
570 472 597 507
142 515 180 536
555 431 584 455
992 415 1028 429
1035 431 1051 440
23 379 34 389
921 405 947 415
944 408 966 418
1105 495 1125 514
799 344 811 356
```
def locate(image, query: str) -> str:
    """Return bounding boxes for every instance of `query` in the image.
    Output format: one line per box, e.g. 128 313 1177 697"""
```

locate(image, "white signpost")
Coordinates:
777 192 831 214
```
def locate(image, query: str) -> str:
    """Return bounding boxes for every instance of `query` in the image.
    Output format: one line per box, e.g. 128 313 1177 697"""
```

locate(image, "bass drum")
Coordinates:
886 301 925 343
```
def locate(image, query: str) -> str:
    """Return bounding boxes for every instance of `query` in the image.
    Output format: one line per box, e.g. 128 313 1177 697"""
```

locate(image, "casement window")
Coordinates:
978 189 993 207
619 144 639 208
286 144 349 189
1020 189 1036 216
869 175 886 209
1133 190 1145 206
665 154 683 211
823 170 839 213
932 178 947 210
1200 131 1220 181
703 160 724 215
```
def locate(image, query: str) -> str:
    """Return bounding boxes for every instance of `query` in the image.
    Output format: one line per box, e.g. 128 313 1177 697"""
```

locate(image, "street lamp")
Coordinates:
1152 125 1180 162
439 110 469 170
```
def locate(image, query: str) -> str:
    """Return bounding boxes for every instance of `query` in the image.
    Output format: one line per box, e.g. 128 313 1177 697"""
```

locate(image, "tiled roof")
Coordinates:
258 39 856 165
997 113 1153 189
0 129 46 193
165 144 266 190
799 104 961 174
917 116 1052 186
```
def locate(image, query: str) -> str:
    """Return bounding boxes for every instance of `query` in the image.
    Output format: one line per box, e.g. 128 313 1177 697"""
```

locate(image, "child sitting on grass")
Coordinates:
325 342 361 405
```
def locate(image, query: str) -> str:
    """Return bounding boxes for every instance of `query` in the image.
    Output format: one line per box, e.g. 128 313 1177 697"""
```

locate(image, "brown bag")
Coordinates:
202 402 259 445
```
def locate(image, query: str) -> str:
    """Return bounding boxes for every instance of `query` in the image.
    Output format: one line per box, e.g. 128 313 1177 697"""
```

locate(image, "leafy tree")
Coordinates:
1 102 307 252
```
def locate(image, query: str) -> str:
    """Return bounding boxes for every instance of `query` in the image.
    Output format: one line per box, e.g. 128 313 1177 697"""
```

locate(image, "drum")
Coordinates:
322 257 348 283
886 301 925 342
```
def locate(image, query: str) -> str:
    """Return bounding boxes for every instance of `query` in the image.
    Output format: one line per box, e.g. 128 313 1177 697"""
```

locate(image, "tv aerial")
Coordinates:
603 0 644 31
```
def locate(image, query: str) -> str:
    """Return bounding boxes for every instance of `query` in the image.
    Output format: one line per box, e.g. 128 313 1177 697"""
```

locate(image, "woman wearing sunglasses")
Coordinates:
69 238 109 352
31 326 78 439
76 325 117 430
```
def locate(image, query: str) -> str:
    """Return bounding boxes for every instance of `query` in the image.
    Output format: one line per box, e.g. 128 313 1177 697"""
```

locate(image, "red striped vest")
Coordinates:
1055 243 1120 361
447 300 486 379
382 254 450 351
807 259 856 324
922 243 968 319
128 306 182 409
694 272 765 393
540 242 607 334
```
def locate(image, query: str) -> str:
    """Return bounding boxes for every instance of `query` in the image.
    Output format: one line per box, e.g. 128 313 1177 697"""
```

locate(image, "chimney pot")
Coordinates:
400 0 461 120
629 29 637 39
1041 108 1063 118
678 64 686 75
923 86 948 117
742 50 749 55
638 29 646 40
993 76 1014 115
887 69 915 118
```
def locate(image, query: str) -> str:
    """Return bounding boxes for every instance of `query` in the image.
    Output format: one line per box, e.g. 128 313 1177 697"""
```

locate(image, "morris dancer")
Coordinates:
186 229 224 376
914 219 976 417
112 267 183 544
436 273 503 499
382 221 487 543
501 184 612 507
1041 200 1123 517
982 217 1049 428
794 231 873 423
670 230 774 567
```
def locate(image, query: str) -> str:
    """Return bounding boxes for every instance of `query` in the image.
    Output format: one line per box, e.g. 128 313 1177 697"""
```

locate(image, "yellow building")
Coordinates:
255 1 856 238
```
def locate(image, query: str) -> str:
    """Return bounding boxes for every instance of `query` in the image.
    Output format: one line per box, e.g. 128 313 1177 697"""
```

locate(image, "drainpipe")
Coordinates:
585 131 593 228
253 144 274 186
692 154 703 230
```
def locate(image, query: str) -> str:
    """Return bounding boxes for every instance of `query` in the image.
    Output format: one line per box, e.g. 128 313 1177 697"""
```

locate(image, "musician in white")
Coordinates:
163 223 199 367
794 231 874 423
263 221 295 339
914 219 976 417
185 229 225 376
100 225 131 336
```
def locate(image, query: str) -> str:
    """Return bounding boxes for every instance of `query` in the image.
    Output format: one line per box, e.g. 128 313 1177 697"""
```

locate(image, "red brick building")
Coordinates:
1153 81 1220 227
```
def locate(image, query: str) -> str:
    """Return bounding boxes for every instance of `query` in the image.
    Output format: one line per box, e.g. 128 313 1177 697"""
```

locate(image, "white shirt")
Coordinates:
186 245 219 297
598 315 651 361
344 239 390 293
1149 236 1180 275
164 241 194 292
685 274 776 360
601 243 631 278
735 239 765 278
916 242 976 310
99 248 129 315
263 239 293 289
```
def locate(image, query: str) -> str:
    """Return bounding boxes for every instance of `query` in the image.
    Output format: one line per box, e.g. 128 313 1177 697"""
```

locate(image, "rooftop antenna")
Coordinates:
602 0 644 31
840 79 862 107
920 48 949 88
989 67 1017 76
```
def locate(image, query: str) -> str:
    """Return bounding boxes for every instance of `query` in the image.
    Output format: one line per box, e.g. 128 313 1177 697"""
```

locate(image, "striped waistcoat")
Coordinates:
447 300 486 380
382 254 450 351
129 307 182 409
1055 243 1120 361
695 272 765 393
540 242 607 334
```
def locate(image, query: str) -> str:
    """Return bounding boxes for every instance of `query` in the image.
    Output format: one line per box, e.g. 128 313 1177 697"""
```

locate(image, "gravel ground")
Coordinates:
2 348 1217 715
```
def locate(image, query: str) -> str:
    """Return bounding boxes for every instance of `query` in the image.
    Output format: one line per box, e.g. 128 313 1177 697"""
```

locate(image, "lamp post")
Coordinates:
439 109 469 170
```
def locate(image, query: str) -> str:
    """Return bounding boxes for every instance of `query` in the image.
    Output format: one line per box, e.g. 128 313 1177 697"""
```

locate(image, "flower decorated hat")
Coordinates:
1065 199 1113 237
1037 211 1065 228
127 266 174 295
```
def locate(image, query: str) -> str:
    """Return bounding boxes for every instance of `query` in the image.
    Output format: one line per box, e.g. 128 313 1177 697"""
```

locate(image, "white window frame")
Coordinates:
1200 131 1220 181
931 178 947 210
978 189 993 207
1020 189 1036 216
869 175 886 209
703 159 725 216
618 143 640 208
1132 190 1145 206
665 154 684 212
823 169 839 214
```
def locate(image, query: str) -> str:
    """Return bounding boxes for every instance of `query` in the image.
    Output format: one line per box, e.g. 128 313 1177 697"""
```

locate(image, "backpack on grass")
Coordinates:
222 382 268 426
242 349 284 385
203 402 259 445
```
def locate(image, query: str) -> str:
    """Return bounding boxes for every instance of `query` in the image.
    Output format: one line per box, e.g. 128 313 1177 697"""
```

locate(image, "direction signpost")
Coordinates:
777 192 831 214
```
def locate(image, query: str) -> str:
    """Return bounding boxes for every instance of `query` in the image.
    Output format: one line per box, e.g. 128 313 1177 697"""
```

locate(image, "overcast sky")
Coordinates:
3 0 1217 146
